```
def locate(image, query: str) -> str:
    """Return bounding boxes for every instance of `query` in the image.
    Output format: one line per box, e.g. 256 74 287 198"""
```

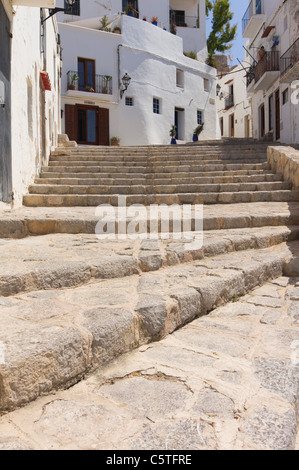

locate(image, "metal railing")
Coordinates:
280 37 299 77
67 71 113 94
169 13 199 28
254 51 280 83
246 64 256 87
224 94 234 109
242 0 264 33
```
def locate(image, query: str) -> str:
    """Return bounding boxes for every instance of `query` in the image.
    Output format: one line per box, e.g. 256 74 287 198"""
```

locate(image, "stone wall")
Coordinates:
268 146 299 189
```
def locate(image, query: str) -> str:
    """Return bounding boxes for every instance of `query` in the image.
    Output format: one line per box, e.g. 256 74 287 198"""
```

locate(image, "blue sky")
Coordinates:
206 0 250 66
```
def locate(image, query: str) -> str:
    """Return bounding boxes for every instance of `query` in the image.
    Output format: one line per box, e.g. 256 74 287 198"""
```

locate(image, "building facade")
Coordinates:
56 0 220 146
242 0 299 144
216 55 253 139
0 0 61 209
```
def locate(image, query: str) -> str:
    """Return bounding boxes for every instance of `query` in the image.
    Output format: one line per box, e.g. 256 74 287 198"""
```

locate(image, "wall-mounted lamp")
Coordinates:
216 84 221 96
120 73 131 99
42 0 76 24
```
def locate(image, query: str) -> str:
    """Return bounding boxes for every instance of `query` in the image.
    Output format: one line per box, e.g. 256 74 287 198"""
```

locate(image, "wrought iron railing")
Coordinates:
224 94 234 110
67 71 113 94
169 13 199 28
242 0 264 33
254 51 280 83
280 38 299 77
246 64 256 87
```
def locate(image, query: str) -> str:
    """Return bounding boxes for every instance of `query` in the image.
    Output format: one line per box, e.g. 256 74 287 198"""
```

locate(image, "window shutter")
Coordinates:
65 104 77 142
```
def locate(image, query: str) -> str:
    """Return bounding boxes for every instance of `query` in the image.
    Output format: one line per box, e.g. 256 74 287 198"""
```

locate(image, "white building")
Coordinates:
216 56 252 139
56 0 220 146
242 0 299 144
0 0 61 209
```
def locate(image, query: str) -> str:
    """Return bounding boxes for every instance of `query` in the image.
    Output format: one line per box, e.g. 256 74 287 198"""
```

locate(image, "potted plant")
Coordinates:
110 136 120 147
113 26 121 34
102 75 112 94
151 17 158 25
125 3 134 16
192 123 204 142
169 124 177 144
85 85 95 92
69 73 79 90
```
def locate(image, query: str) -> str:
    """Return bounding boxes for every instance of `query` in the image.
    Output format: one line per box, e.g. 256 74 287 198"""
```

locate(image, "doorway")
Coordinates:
275 89 280 140
65 104 110 146
0 1 12 202
260 104 265 138
174 107 185 141
229 113 234 137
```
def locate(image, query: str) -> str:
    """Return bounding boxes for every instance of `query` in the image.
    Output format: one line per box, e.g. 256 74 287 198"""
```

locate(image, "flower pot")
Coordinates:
193 134 198 142
171 138 177 145
152 21 157 25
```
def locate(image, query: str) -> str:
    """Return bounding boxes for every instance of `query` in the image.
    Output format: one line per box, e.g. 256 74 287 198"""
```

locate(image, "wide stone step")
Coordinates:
0 226 298 298
0 239 297 412
35 173 284 186
28 181 291 196
44 163 270 173
23 190 299 207
49 154 267 163
48 158 267 167
39 168 275 180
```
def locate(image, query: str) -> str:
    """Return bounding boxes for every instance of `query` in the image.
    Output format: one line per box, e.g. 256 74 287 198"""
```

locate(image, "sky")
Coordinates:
206 0 250 66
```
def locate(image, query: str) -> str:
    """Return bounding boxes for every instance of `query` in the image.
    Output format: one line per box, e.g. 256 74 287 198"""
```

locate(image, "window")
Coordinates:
282 88 289 105
197 110 203 125
122 0 139 14
153 98 161 114
78 58 95 92
64 0 80 16
125 97 134 106
176 69 184 88
204 78 209 92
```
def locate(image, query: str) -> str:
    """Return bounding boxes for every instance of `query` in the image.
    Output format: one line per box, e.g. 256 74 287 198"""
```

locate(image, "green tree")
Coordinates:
206 0 237 67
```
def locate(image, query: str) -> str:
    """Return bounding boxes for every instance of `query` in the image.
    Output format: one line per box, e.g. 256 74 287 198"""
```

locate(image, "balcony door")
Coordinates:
78 58 95 92
275 89 280 140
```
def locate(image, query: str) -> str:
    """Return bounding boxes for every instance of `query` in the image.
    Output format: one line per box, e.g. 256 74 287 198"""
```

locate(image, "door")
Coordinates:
230 113 234 137
0 1 12 202
275 89 280 140
174 107 184 141
260 104 265 138
65 104 109 146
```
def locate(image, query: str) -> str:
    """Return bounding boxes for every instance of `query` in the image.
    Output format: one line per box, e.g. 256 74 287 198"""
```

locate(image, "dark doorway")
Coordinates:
0 1 12 202
230 113 235 137
260 104 265 138
275 89 280 140
174 107 184 140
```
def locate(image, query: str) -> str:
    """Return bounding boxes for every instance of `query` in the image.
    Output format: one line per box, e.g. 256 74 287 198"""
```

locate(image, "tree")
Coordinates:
206 0 237 67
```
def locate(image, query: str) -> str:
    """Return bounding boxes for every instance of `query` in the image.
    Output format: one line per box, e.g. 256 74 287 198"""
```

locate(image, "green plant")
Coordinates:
110 136 120 142
194 123 204 135
99 14 111 31
169 124 176 138
206 0 237 65
125 3 134 14
113 26 121 34
184 51 197 60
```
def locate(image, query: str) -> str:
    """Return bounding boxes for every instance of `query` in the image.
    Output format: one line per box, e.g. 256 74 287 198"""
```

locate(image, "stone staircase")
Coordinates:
1 137 299 447
23 139 299 207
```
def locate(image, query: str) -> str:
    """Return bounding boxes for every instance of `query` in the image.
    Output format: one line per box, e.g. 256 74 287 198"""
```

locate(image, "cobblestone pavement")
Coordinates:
0 276 298 450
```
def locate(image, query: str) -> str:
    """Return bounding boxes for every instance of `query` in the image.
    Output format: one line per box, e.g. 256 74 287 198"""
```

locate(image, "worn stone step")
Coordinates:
28 181 291 196
23 190 299 207
44 163 271 173
35 173 284 186
0 226 298 298
0 240 298 413
39 168 275 180
49 154 267 163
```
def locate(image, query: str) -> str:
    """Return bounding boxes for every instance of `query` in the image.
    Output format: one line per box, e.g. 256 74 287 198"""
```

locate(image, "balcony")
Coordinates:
224 94 234 110
67 71 113 96
254 51 280 90
242 0 265 38
169 12 199 29
280 38 299 83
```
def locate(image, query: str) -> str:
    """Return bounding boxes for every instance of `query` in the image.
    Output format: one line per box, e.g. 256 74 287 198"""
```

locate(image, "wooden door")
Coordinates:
260 104 265 138
98 107 110 146
230 114 234 137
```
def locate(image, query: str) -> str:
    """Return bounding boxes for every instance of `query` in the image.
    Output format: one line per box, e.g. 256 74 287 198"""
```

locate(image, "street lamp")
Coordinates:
120 73 131 99
42 0 76 24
